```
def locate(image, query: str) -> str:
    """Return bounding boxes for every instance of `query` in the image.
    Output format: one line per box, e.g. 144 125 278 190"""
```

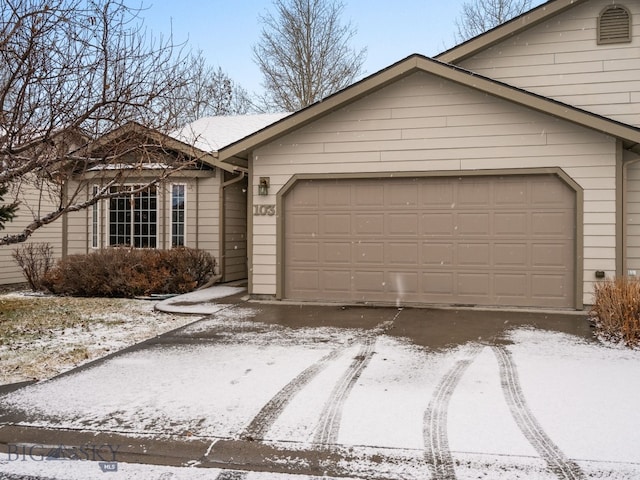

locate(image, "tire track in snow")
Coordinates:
313 336 377 446
214 470 248 480
423 344 482 480
241 348 342 440
492 345 586 480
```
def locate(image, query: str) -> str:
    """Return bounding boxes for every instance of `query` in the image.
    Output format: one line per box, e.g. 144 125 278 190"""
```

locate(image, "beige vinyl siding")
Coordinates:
64 180 90 255
191 176 220 263
0 184 63 285
458 0 640 127
252 71 617 305
222 173 248 282
625 154 640 275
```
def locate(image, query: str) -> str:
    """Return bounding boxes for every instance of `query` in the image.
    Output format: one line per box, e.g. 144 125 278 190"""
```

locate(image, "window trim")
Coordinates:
91 185 100 249
170 183 187 248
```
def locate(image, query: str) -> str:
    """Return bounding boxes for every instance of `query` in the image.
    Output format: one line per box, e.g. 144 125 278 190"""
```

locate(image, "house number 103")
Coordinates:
253 204 276 216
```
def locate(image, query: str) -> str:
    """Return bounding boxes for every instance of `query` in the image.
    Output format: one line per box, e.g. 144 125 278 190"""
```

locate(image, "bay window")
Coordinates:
109 185 157 248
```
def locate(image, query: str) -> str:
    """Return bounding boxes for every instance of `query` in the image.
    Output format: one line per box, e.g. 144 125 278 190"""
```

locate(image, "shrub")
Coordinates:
590 277 640 348
12 242 54 291
43 247 216 298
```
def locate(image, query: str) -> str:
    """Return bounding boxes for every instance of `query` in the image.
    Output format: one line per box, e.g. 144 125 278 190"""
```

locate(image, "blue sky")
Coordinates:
142 1 544 95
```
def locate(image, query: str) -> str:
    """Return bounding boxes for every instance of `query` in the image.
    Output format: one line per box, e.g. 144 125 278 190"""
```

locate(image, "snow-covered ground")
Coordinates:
0 291 200 384
1 306 639 479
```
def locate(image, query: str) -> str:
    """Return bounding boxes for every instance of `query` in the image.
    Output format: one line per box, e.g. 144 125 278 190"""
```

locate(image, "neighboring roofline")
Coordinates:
218 54 640 162
82 122 238 173
436 0 590 64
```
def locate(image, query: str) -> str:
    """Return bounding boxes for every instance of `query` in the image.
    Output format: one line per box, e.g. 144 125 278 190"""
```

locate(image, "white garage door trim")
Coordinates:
277 168 583 309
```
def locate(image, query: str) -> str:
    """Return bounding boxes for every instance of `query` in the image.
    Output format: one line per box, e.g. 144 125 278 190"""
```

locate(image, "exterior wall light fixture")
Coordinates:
258 177 270 196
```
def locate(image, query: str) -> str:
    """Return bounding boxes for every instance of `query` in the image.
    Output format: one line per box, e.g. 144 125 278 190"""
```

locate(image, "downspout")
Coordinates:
219 167 248 281
195 177 199 250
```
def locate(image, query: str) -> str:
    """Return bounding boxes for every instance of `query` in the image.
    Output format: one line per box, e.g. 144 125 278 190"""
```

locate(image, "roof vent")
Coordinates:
598 5 632 44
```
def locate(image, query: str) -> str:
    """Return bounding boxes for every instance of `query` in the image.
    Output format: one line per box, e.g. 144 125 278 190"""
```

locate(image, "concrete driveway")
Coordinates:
1 296 639 480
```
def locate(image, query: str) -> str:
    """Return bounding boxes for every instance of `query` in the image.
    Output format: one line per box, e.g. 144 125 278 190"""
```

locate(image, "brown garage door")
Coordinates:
284 175 575 308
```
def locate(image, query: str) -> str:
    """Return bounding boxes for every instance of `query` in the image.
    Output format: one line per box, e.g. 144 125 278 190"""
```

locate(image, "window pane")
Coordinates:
171 184 185 247
131 186 157 249
109 191 131 246
92 186 99 248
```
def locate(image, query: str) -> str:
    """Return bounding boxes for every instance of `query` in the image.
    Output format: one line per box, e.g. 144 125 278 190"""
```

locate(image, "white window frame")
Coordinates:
170 183 187 248
107 184 159 248
91 185 100 249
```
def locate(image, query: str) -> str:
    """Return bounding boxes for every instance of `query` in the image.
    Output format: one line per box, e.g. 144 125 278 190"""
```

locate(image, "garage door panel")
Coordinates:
423 272 455 295
495 180 528 206
531 243 569 268
284 175 575 308
387 242 419 265
388 182 418 206
290 214 319 235
322 270 351 292
354 243 384 264
321 184 351 207
457 213 491 236
290 242 319 263
422 243 454 265
289 270 320 292
458 243 490 266
494 274 528 298
421 214 454 236
289 183 319 208
355 214 384 235
355 184 384 207
389 213 419 235
532 212 573 236
531 181 573 206
457 273 491 296
387 272 419 294
322 242 351 263
321 214 351 235
494 212 528 236
493 243 528 266
353 271 385 292
421 181 454 207
532 274 570 301
458 182 491 207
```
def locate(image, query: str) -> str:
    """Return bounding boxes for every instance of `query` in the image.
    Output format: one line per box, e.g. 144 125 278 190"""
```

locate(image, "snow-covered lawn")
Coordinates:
1 304 639 479
0 291 199 385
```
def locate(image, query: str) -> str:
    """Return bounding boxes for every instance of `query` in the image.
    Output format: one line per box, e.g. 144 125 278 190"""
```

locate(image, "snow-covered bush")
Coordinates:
590 277 640 348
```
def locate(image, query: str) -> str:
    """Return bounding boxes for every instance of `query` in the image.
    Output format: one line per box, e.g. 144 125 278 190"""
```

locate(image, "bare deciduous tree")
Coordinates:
455 0 533 42
0 0 197 244
253 0 366 112
162 51 254 129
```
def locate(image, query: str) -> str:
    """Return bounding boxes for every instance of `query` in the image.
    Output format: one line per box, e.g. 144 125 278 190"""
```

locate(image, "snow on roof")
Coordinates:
171 113 291 153
87 162 170 171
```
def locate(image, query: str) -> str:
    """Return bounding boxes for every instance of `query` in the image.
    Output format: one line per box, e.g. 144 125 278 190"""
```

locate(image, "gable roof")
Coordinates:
217 54 640 163
436 0 590 64
171 113 291 153
82 122 238 173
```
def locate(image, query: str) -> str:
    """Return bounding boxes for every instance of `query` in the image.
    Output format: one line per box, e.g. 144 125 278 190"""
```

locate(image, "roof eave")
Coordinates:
436 0 590 64
81 122 237 173
219 54 640 163
217 56 423 162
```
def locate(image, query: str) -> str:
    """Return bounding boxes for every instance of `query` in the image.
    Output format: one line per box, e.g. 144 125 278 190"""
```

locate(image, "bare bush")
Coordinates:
43 248 216 297
590 277 640 348
12 242 54 291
